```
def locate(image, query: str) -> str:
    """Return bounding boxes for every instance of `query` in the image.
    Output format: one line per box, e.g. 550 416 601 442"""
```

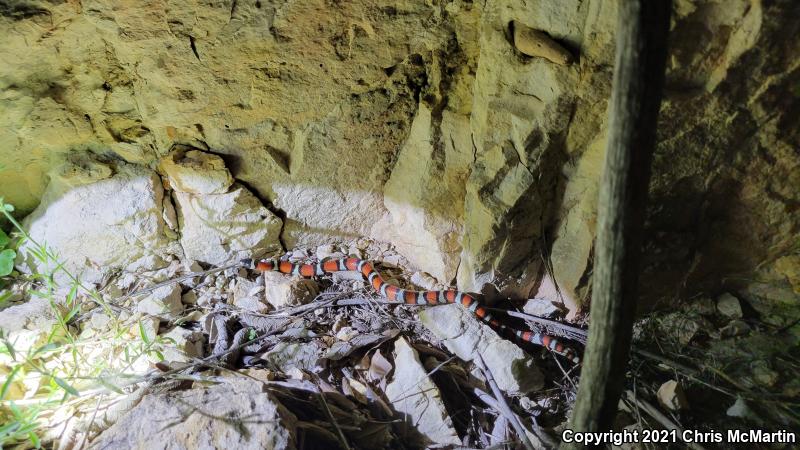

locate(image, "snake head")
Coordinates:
239 258 255 269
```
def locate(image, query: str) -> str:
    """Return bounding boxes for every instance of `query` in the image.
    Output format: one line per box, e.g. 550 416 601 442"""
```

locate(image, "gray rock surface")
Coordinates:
89 379 296 449
419 304 544 395
385 337 461 446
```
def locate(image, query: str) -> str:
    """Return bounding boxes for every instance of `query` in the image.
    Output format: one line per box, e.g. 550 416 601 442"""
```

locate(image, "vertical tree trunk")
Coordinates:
563 0 671 446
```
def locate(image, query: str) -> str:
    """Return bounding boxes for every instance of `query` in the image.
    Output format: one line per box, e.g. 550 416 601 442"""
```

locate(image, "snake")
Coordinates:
243 256 580 363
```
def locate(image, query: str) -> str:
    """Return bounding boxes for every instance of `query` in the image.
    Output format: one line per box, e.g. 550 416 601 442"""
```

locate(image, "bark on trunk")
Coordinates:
562 1 671 447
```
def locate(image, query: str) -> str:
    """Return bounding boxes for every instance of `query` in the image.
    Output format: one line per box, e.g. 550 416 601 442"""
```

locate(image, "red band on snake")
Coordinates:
251 257 580 363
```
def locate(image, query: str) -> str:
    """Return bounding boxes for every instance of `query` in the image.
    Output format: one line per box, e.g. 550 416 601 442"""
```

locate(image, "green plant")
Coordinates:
0 200 15 277
0 197 175 448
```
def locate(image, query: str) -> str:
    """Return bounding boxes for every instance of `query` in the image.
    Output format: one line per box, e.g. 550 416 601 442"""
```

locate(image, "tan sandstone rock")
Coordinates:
512 21 573 65
158 148 234 194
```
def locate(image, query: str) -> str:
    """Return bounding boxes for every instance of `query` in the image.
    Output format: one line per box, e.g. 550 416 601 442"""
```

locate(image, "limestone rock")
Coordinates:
0 0 797 326
419 304 543 395
512 22 573 65
716 293 743 318
259 341 320 372
135 284 183 318
719 319 750 338
458 0 581 295
161 326 205 363
523 298 564 318
180 290 197 305
410 271 439 291
549 135 605 315
89 379 296 449
263 272 318 309
656 380 689 411
232 277 269 313
89 312 113 330
17 161 180 285
134 316 160 343
750 360 778 388
0 297 57 333
385 337 461 447
377 106 472 283
775 255 800 294
158 149 234 194
174 184 282 267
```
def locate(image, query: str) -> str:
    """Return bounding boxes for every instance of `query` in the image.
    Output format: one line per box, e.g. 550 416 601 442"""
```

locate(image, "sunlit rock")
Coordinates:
174 184 282 266
385 337 461 446
419 304 544 395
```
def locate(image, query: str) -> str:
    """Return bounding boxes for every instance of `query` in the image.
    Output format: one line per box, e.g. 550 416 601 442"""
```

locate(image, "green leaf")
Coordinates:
2 203 13 212
138 321 152 345
53 377 79 396
32 342 60 356
0 365 21 400
63 306 80 324
0 228 9 248
98 377 124 395
28 431 41 447
2 339 16 360
0 248 15 277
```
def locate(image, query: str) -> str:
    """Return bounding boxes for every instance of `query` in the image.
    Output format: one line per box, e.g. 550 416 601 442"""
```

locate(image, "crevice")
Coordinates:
189 36 200 60
229 0 238 22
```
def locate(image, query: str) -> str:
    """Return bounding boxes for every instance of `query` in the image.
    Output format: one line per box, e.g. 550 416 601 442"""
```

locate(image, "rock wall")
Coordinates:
2 0 798 312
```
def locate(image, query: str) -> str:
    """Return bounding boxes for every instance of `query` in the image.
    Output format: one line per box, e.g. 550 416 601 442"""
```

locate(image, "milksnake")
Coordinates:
245 256 580 363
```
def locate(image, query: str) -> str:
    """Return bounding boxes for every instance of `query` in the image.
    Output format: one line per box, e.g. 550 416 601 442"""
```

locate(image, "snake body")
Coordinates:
248 257 579 363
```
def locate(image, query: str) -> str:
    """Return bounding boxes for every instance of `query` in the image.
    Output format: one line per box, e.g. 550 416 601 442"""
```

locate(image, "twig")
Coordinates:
473 354 540 450
622 390 706 450
313 376 352 450
501 310 588 343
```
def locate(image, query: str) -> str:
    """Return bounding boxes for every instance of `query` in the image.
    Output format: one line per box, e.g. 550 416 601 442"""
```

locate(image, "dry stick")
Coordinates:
473 354 542 450
621 391 706 450
501 310 589 343
564 1 671 446
313 376 353 450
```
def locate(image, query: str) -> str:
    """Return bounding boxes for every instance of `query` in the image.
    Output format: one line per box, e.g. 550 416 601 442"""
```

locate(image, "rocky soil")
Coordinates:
1 0 799 448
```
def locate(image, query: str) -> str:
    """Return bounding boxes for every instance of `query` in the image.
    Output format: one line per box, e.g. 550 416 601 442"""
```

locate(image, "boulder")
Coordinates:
17 159 180 285
174 184 282 266
419 304 543 395
716 293 743 318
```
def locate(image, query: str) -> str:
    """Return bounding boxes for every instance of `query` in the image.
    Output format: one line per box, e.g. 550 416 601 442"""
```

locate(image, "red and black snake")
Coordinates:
244 257 580 363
